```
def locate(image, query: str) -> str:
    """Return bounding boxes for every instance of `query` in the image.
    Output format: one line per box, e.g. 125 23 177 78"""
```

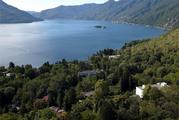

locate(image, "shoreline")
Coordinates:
0 18 169 30
111 20 169 31
0 19 166 68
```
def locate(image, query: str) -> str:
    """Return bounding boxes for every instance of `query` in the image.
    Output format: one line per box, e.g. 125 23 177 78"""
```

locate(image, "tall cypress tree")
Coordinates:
120 67 130 92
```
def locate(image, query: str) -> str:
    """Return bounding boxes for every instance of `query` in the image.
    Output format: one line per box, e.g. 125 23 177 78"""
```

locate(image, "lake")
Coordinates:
0 20 165 66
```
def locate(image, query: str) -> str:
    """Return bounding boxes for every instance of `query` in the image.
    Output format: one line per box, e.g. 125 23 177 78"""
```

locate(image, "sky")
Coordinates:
3 0 108 12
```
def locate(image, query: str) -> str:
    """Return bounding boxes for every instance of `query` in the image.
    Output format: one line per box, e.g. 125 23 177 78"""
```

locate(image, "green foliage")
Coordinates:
81 110 97 120
8 62 15 69
24 108 56 120
97 101 117 120
0 113 22 120
94 80 109 99
38 108 56 120
64 88 76 111
33 99 47 110
143 86 163 100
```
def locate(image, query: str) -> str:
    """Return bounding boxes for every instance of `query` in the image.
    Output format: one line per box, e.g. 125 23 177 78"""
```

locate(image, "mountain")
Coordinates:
37 3 100 19
36 0 179 28
0 0 42 23
27 11 38 15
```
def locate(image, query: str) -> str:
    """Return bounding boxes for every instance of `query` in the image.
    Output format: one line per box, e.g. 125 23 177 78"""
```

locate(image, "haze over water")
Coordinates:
0 20 165 66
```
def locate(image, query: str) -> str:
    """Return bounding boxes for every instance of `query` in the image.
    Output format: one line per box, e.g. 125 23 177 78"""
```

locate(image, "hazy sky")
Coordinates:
3 0 108 12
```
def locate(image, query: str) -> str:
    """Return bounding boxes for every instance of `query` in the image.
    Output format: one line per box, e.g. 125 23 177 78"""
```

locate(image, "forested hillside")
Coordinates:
0 0 41 23
35 0 179 28
119 28 179 84
0 27 179 119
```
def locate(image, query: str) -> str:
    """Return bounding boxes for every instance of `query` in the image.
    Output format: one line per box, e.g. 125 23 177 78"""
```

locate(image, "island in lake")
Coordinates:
94 25 107 29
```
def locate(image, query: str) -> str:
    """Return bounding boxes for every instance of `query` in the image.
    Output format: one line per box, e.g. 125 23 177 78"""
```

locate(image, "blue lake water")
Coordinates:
0 20 165 66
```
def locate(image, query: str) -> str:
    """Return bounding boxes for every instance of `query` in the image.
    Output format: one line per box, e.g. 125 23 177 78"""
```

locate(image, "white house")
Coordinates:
78 70 97 77
81 91 94 97
108 55 120 60
136 85 146 98
136 82 168 98
6 73 15 77
152 82 167 89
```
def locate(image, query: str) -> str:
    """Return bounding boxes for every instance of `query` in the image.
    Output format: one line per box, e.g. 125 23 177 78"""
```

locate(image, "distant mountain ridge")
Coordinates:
34 0 179 28
0 0 42 23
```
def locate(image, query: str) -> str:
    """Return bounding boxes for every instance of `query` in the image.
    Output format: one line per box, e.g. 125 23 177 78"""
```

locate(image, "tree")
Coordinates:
161 102 179 119
143 86 163 100
57 92 64 108
25 68 38 79
33 99 47 110
0 66 6 72
120 68 130 92
38 108 56 119
36 85 47 98
140 101 162 120
0 89 5 112
13 65 25 74
26 108 56 120
81 110 96 120
157 67 168 78
47 91 56 107
63 88 76 111
4 87 15 104
0 113 21 120
9 62 15 69
98 101 117 120
68 111 82 120
39 62 51 74
94 80 109 99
